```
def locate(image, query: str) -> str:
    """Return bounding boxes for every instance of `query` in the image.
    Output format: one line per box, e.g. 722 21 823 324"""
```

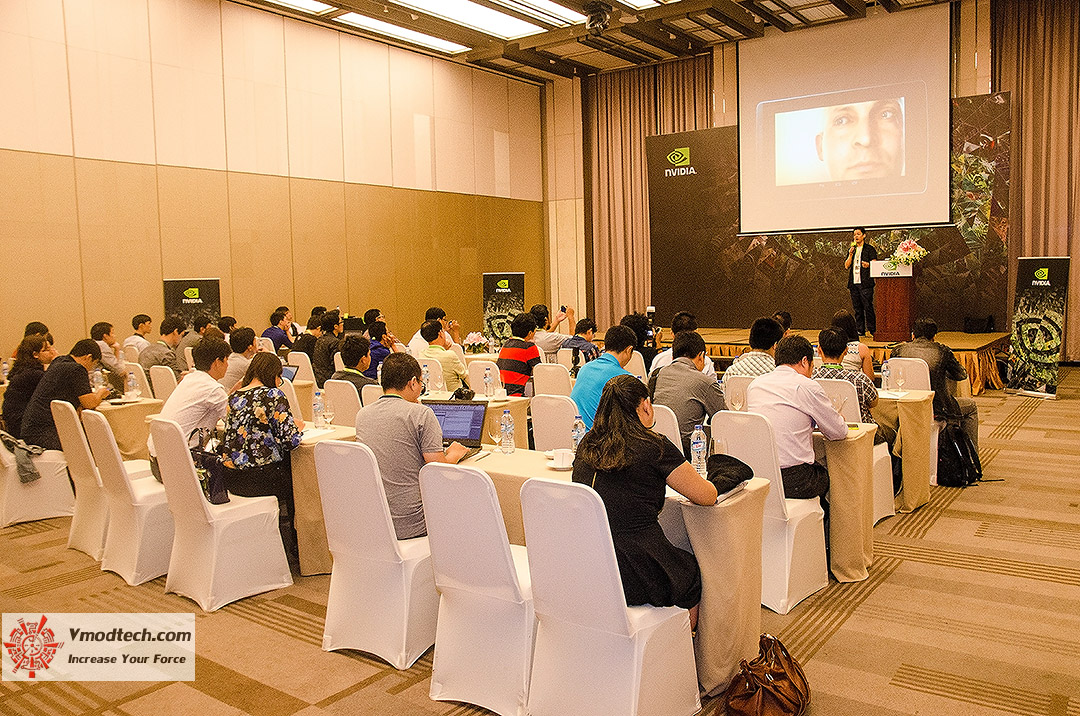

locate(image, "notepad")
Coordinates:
878 390 909 399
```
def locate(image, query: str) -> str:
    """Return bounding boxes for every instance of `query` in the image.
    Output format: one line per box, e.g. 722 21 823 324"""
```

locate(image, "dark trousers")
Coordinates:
223 461 299 572
849 284 876 335
781 461 831 554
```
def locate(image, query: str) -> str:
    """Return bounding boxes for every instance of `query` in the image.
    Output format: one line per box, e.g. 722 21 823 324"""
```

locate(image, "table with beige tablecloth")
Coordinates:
871 389 933 513
462 352 500 365
421 391 530 446
291 425 355 575
293 379 314 422
814 423 877 582
96 398 163 461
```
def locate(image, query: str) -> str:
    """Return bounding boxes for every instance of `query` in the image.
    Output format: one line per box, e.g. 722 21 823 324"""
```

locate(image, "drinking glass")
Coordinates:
728 392 744 412
830 394 847 415
322 397 335 426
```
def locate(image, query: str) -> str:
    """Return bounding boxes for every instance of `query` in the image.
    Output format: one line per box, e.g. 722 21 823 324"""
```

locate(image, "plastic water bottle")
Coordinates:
499 409 515 454
571 415 587 452
313 390 325 428
0 359 8 382
483 366 494 397
126 370 140 399
92 367 104 390
690 424 707 476
880 360 891 390
421 364 430 394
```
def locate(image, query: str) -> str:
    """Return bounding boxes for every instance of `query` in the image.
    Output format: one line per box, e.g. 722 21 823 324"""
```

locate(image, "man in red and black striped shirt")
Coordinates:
497 313 542 397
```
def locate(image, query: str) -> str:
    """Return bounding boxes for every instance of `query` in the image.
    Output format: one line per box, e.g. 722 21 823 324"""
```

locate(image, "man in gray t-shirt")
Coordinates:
354 353 468 540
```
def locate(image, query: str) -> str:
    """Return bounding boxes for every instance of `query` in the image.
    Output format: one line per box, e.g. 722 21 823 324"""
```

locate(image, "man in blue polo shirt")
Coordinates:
570 325 637 428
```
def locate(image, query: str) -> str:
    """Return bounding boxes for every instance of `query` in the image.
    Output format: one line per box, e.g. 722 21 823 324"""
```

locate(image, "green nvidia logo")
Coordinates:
667 148 690 167
1034 268 1049 280
497 279 509 289
183 288 200 299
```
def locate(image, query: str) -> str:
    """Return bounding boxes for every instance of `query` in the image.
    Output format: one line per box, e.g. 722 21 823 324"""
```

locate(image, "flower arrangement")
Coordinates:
462 332 489 354
891 238 928 266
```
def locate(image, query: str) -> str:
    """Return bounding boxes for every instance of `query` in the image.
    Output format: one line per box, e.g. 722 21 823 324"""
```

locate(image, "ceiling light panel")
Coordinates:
262 0 334 14
336 12 472 53
612 0 659 10
389 0 545 39
491 0 587 26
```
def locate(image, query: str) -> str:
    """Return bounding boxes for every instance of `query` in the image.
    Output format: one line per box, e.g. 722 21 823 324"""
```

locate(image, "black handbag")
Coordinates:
936 420 982 487
189 428 230 504
706 453 754 493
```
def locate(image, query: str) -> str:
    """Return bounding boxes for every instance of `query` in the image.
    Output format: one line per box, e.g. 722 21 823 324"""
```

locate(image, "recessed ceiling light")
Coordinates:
262 0 334 14
491 0 587 26
389 0 545 39
336 12 472 53
613 0 659 10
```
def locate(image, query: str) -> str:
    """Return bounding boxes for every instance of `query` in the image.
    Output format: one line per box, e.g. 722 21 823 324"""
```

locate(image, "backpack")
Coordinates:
936 420 982 487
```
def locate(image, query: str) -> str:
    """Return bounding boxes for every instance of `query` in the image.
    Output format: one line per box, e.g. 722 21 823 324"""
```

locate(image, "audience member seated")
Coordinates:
261 310 293 352
572 375 717 627
772 310 792 338
124 314 153 355
892 318 979 451
530 304 573 361
619 312 659 371
363 308 405 350
20 339 110 451
831 309 875 379
722 317 784 390
746 336 848 504
313 310 343 388
291 314 322 360
649 311 717 378
8 322 50 361
217 316 236 344
408 307 461 356
221 352 305 572
221 328 256 392
91 321 125 375
497 313 542 398
330 335 376 393
560 318 601 374
570 325 637 428
139 316 188 377
813 328 889 445
176 314 212 359
419 320 468 392
147 337 231 478
276 305 301 342
362 308 383 337
649 331 727 456
354 353 468 540
1 335 58 438
362 320 402 381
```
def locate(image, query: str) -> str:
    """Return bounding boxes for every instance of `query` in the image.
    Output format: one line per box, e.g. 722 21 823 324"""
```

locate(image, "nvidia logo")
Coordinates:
183 288 200 299
1034 268 1049 280
497 279 509 289
667 148 690 167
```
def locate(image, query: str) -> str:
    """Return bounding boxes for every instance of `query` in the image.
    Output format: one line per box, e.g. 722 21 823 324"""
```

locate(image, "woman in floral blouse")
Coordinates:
222 352 305 571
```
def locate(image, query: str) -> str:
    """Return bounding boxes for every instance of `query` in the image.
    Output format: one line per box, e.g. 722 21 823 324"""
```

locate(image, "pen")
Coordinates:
473 451 491 462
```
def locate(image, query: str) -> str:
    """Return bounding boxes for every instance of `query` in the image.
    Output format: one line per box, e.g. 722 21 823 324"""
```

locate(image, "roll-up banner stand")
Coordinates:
483 273 525 348
1006 257 1069 398
163 279 221 330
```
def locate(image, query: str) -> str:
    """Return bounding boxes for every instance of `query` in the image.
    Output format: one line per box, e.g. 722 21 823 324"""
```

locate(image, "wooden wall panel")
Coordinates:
289 177 348 315
227 172 293 330
341 35 392 187
344 183 399 320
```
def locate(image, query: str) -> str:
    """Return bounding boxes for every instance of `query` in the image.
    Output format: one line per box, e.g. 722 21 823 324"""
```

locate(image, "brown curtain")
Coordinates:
992 0 1080 359
584 54 712 328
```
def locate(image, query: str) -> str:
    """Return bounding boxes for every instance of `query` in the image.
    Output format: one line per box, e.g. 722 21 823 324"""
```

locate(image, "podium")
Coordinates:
871 261 916 342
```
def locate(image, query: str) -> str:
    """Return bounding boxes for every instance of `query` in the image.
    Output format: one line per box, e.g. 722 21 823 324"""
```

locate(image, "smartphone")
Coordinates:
560 305 567 312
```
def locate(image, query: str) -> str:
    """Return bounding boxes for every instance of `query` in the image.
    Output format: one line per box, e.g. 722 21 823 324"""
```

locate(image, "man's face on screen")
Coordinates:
816 99 904 181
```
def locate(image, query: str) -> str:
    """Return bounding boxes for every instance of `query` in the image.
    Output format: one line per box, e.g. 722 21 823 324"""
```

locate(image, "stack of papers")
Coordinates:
878 390 909 399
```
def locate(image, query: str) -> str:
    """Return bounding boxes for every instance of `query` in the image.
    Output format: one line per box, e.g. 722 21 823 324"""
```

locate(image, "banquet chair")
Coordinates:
419 464 535 716
723 375 754 411
555 348 574 371
712 411 828 614
651 404 683 449
883 357 931 390
530 395 577 452
815 379 862 423
287 351 316 383
625 351 647 380
450 342 466 366
519 479 700 716
150 366 177 403
467 360 502 394
360 383 383 407
184 346 195 371
52 400 110 559
257 337 276 354
82 410 173 585
123 344 141 363
333 353 345 373
150 418 292 611
533 364 572 396
418 358 446 391
280 379 304 423
126 363 152 398
314 440 438 669
323 380 361 426
0 439 73 528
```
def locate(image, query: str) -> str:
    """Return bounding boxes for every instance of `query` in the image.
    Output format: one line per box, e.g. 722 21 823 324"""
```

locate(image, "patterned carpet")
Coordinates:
3 370 1079 715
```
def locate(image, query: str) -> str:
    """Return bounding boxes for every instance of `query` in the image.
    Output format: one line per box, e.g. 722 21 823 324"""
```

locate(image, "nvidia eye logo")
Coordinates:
183 288 200 299
1034 268 1049 280
497 279 509 289
667 148 690 167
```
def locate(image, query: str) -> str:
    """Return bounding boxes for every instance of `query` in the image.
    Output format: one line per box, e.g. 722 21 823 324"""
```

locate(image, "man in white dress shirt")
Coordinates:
407 307 461 357
123 314 153 355
746 335 848 500
649 311 717 379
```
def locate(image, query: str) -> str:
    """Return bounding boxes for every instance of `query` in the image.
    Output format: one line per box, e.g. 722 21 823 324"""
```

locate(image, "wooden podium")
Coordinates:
871 261 916 342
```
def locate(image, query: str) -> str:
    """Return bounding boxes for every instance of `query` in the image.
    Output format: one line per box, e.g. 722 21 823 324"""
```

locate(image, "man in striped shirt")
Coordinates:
721 317 784 391
497 313 542 397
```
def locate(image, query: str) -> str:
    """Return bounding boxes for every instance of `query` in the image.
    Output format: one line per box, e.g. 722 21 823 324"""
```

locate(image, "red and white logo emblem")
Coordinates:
4 615 63 678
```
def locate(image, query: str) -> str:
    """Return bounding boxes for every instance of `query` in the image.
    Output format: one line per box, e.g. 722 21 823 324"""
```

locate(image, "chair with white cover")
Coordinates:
0 440 72 528
533 363 572 396
519 478 700 716
530 395 577 452
323 380 361 426
651 404 683 449
450 342 466 366
555 348 574 371
123 344 141 363
184 346 195 371
150 418 292 611
419 464 535 716
468 360 502 394
722 374 754 411
51 400 109 559
712 411 828 614
361 383 383 407
314 440 439 668
815 379 861 423
81 410 173 585
150 366 177 402
625 351 647 379
257 337 276 354
884 357 931 390
287 351 316 383
126 363 152 399
418 358 446 391
333 353 345 373
280 379 304 423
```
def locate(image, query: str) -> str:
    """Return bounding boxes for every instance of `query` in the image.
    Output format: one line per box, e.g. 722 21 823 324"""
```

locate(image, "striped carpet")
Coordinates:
3 369 1079 715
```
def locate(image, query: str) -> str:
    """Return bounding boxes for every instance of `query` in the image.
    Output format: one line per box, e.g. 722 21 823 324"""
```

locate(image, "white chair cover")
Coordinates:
530 395 577 452
314 440 439 669
126 363 152 399
123 344 141 363
323 380 361 426
555 348 574 370
651 404 683 449
625 351 647 379
722 374 754 410
287 351 316 383
149 365 177 402
333 353 345 373
419 464 535 715
51 400 109 560
872 442 895 523
256 337 276 354
712 411 828 614
533 364 572 397
519 478 700 716
418 358 446 392
884 357 931 390
81 411 173 585
280 379 304 423
467 360 502 393
150 418 292 611
0 441 72 528
361 383 384 407
815 378 862 423
184 346 195 371
450 342 466 365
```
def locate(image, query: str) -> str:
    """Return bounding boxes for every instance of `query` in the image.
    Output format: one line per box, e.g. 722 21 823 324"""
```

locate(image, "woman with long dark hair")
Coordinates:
572 375 716 626
831 309 875 380
2 334 58 438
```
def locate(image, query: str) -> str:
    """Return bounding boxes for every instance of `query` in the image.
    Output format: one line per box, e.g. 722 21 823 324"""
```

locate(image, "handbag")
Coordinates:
936 420 982 487
706 453 753 494
724 634 810 716
189 428 230 505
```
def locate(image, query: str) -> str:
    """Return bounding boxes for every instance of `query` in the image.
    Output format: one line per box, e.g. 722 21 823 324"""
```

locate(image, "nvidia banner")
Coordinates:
482 273 525 348
1007 257 1069 398
163 278 221 329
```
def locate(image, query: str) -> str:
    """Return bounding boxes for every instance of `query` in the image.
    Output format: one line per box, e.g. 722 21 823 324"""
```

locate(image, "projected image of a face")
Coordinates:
816 99 905 181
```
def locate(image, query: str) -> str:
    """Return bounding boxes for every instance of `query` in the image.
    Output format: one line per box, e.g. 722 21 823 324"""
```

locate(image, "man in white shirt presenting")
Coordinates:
746 335 848 501
845 227 878 337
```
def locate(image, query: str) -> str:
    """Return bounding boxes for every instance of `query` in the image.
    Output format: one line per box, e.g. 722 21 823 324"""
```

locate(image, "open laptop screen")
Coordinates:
281 364 298 382
426 401 487 443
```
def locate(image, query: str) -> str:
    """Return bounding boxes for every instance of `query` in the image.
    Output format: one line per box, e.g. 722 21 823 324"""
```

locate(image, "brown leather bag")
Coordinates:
724 634 810 716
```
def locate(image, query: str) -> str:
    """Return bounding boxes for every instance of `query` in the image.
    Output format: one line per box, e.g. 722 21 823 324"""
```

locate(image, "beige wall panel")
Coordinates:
473 125 496 196
474 195 546 309
553 132 576 201
432 60 474 194
0 150 84 350
553 198 582 314
227 172 292 329
472 70 509 133
508 81 542 202
493 129 510 198
340 35 391 186
343 183 398 318
284 19 342 181
389 48 434 190
290 178 348 313
156 165 233 316
221 2 288 176
433 61 472 120
411 192 473 328
74 158 162 335
0 0 72 155
148 0 226 170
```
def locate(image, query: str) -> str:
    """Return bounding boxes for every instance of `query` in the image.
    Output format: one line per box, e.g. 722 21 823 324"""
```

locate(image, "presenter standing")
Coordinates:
845 227 877 336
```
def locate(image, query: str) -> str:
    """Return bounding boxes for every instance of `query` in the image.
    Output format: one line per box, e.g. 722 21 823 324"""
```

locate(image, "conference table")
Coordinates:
811 422 878 582
96 397 163 461
462 352 499 365
422 391 530 443
871 389 934 513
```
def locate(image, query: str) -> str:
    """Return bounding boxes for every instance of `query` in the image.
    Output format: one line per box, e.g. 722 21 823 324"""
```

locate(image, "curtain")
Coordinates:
584 55 712 328
992 0 1080 359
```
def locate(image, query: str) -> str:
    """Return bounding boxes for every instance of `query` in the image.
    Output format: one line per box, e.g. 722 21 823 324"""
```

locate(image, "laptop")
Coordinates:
425 400 488 461
281 364 299 381
342 317 365 333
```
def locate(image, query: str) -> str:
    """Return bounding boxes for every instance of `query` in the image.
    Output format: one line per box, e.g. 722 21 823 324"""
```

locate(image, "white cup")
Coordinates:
553 448 573 469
